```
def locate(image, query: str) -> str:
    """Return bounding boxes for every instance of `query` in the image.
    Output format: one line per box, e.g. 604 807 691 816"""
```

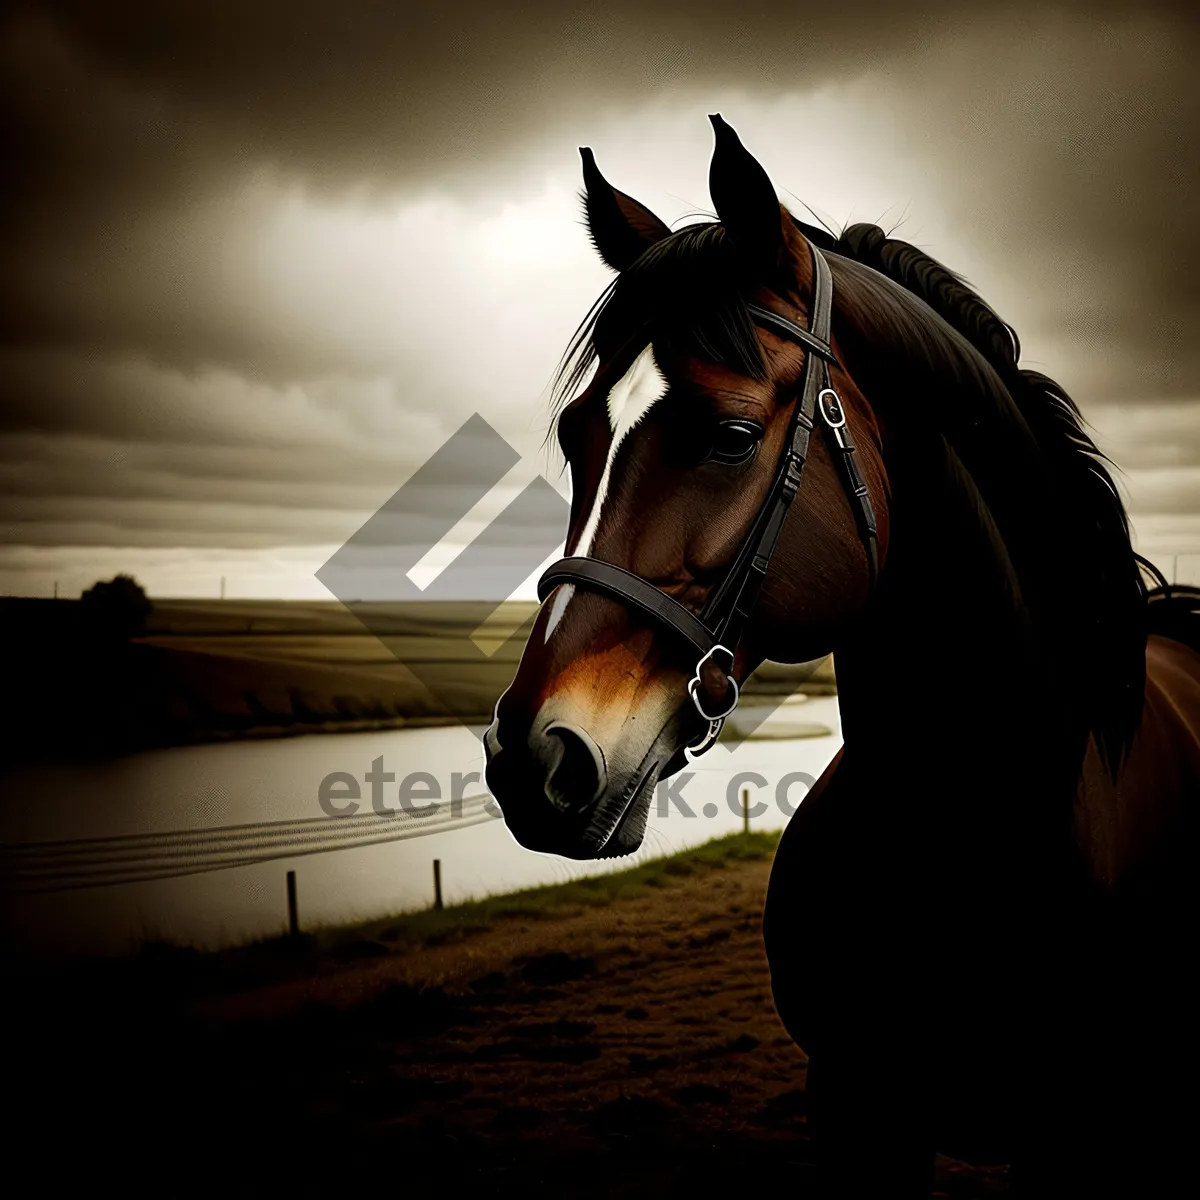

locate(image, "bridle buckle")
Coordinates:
817 387 846 428
818 387 852 449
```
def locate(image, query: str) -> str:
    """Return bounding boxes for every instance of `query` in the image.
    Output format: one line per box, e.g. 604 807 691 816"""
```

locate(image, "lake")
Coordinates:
0 696 841 957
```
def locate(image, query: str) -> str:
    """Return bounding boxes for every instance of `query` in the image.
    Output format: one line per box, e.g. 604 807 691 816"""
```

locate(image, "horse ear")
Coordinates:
707 114 786 273
580 146 671 273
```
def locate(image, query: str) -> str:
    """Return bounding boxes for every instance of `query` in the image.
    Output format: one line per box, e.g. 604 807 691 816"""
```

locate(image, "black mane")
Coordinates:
831 220 1147 774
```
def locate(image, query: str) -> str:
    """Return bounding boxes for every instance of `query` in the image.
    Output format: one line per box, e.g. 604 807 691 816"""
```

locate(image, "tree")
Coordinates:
80 574 152 641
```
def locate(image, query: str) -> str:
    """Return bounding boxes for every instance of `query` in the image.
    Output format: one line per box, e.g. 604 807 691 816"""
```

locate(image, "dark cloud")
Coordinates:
2 2 1194 374
0 2 1198 585
2 5 1189 190
0 1 1071 209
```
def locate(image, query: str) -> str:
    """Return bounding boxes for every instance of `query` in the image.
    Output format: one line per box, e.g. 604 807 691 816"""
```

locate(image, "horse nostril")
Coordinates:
540 721 607 813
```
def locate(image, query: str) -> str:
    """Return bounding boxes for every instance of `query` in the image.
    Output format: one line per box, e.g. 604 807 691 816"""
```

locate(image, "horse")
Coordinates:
483 115 1200 1195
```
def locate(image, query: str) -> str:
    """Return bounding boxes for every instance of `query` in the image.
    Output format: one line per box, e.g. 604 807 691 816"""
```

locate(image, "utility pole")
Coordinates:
220 575 226 601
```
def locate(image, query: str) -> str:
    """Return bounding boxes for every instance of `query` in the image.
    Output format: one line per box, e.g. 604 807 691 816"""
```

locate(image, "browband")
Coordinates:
744 302 837 363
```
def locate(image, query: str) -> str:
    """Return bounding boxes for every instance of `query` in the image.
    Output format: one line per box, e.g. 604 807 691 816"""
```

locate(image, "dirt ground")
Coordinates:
9 852 1010 1197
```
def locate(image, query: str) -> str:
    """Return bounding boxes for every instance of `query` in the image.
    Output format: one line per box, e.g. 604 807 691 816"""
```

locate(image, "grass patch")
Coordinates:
242 833 778 970
346 830 781 952
8 831 781 1004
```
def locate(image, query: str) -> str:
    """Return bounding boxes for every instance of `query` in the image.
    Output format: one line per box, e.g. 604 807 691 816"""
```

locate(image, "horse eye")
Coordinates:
706 419 763 466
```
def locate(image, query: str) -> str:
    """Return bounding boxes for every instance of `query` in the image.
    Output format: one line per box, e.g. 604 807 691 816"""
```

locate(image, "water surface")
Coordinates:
0 697 841 956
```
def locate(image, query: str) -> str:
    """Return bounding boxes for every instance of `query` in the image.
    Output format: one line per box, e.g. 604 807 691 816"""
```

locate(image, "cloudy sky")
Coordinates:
1 1 1197 599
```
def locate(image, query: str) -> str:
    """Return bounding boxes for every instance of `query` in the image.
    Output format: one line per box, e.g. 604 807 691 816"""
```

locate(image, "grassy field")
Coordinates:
0 596 834 762
117 831 785 993
6 828 1010 1197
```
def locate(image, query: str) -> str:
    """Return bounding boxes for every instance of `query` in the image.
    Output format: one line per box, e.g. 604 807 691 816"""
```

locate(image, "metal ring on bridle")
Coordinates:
684 718 725 761
688 644 740 721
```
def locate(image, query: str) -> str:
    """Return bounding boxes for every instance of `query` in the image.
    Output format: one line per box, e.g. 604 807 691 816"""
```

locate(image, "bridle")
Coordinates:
537 239 880 757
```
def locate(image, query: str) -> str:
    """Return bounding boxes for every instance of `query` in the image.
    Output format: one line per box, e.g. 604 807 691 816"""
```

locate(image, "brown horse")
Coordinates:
484 116 1200 1195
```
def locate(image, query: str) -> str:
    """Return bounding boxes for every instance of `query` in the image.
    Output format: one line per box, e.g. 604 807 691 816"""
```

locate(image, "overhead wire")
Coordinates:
1 794 501 894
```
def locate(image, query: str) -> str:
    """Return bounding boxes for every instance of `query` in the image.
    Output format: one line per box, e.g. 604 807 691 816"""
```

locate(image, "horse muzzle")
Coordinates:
484 694 679 859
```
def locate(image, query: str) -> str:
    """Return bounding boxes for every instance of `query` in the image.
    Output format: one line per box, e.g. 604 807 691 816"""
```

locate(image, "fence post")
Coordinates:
286 869 299 937
742 786 750 836
433 859 444 910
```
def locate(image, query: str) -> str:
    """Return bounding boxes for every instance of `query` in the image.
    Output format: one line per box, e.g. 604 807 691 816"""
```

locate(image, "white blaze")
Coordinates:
544 345 668 639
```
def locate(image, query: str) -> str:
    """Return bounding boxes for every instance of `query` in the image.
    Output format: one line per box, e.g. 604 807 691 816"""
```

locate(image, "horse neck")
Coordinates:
831 432 1085 822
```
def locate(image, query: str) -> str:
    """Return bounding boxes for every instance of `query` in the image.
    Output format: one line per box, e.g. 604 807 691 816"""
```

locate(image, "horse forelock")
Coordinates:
550 220 767 434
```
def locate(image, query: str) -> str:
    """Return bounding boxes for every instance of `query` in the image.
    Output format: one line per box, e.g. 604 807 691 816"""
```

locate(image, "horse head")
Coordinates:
485 116 888 858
